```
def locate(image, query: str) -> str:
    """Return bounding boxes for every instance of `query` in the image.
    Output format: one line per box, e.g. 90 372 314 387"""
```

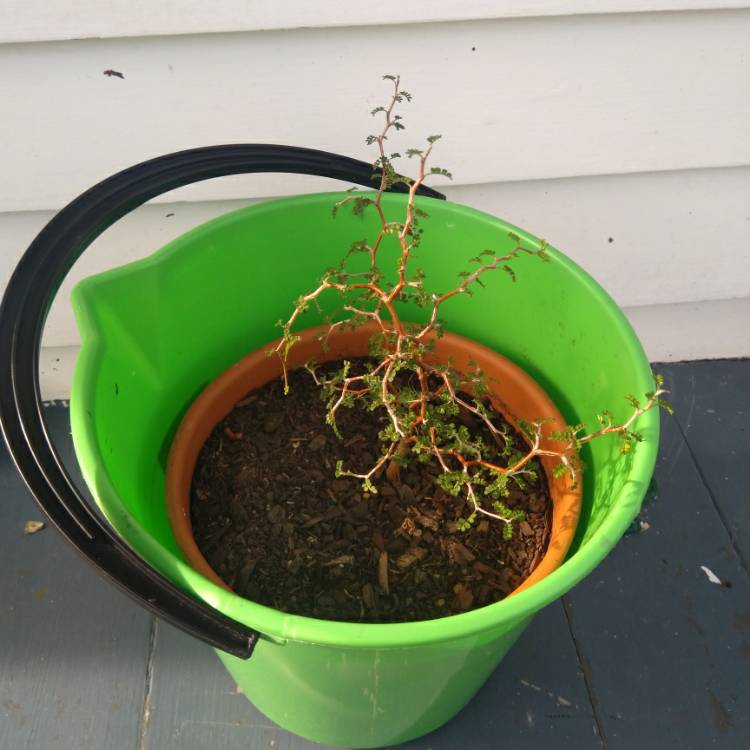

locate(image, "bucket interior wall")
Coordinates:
69 191 658 746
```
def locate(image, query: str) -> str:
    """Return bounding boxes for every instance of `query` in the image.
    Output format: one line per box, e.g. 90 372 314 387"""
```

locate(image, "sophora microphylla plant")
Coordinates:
274 75 671 539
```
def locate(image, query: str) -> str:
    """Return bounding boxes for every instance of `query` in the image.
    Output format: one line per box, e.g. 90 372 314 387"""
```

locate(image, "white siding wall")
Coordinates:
1 4 748 397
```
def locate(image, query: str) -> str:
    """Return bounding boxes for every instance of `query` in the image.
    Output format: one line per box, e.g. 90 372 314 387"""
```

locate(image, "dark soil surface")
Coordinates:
190 360 552 623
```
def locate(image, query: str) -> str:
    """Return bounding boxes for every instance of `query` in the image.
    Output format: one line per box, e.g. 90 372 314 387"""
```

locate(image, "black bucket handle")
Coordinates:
0 145 445 658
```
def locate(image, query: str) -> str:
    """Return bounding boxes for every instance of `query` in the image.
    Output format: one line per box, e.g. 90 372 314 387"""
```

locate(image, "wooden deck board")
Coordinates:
658 359 750 568
562 410 750 748
0 405 153 750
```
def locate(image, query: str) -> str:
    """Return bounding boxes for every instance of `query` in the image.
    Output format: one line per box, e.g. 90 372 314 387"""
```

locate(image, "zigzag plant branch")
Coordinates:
273 75 671 537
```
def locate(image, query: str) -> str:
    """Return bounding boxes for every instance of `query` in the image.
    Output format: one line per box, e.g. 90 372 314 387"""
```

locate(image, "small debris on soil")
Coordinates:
224 426 243 441
24 521 45 535
191 360 552 622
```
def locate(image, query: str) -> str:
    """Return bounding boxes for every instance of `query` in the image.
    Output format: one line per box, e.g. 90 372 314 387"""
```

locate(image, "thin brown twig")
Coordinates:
271 76 665 532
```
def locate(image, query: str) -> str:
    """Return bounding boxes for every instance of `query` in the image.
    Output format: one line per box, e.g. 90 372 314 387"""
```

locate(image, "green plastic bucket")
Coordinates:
70 191 658 747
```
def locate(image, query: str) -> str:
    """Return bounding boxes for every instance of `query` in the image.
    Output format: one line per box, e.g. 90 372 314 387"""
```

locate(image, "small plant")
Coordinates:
274 75 670 537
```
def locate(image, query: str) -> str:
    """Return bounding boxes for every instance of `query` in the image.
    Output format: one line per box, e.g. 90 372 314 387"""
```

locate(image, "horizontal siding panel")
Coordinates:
35 296 750 399
1 11 748 214
2 166 747 348
2 0 749 44
624 296 750 362
449 167 750 309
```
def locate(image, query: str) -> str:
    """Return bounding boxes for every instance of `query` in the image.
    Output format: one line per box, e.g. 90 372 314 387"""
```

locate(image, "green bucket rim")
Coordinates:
70 191 658 649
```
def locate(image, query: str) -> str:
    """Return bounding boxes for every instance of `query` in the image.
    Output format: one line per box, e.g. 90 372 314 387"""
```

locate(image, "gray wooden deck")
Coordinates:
2 359 748 749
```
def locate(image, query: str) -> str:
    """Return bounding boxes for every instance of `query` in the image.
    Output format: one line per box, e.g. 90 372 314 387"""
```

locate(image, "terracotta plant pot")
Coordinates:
165 322 582 599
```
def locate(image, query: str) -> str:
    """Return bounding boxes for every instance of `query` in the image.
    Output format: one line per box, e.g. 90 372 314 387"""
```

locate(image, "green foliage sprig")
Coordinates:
273 75 670 537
